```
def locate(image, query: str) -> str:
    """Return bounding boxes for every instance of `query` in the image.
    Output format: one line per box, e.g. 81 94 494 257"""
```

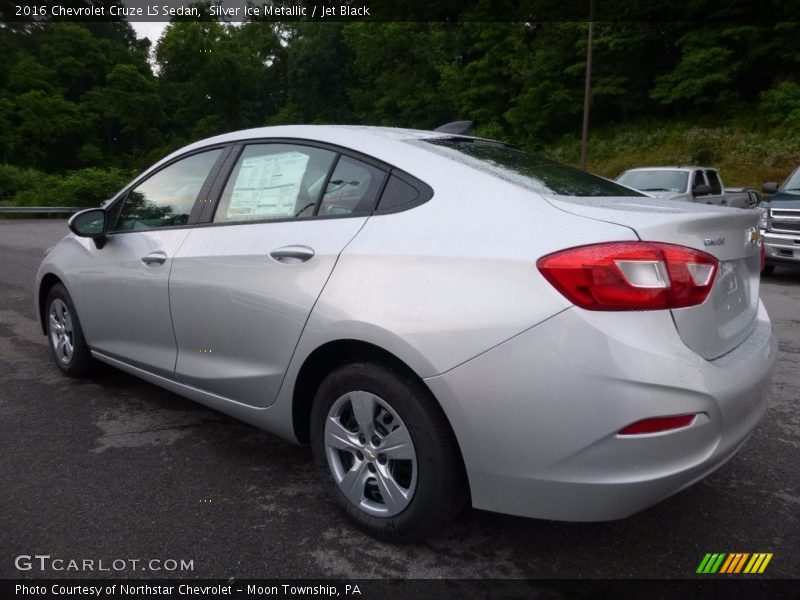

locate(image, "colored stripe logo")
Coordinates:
696 553 773 574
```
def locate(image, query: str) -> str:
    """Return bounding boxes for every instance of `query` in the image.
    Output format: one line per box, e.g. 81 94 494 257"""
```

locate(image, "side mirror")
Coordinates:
693 184 712 196
68 208 107 249
762 182 779 194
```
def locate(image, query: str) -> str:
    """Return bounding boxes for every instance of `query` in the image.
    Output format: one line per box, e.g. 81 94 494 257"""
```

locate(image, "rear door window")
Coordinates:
213 144 337 223
318 156 386 217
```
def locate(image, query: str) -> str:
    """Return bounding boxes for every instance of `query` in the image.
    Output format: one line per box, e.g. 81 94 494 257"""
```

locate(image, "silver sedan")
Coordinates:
35 125 777 541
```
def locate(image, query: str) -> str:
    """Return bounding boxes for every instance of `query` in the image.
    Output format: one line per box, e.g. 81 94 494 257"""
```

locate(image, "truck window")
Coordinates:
692 171 707 194
705 170 722 195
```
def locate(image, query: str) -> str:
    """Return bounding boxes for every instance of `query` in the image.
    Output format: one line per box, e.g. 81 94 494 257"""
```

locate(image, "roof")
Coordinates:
145 125 491 187
172 125 448 157
622 166 716 172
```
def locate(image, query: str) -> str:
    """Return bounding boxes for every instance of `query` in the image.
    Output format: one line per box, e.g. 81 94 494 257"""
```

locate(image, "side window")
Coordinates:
705 170 722 195
375 172 432 214
114 149 222 231
318 156 386 217
692 170 708 195
213 144 336 223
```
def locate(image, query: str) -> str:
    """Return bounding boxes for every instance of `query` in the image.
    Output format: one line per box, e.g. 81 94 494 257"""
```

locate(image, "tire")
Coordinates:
45 283 95 377
761 264 775 276
310 361 467 542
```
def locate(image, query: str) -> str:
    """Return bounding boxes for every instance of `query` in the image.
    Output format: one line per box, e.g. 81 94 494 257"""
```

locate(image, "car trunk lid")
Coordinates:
544 196 762 359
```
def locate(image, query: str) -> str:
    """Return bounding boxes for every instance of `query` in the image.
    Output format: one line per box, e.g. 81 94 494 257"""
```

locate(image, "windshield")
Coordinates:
423 138 643 197
616 170 688 193
780 167 800 193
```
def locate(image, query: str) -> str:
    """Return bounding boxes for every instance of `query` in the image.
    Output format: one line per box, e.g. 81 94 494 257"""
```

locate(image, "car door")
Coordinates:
76 147 228 378
169 142 387 407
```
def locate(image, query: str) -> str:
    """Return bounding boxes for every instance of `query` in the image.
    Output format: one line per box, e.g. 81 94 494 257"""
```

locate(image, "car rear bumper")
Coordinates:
763 231 800 267
424 302 777 521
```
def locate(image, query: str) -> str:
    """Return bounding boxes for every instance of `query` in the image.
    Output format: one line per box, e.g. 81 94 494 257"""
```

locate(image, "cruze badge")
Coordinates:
747 227 761 247
704 237 726 246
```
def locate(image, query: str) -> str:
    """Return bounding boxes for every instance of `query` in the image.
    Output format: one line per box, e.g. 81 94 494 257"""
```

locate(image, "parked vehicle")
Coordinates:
760 167 800 274
616 167 752 208
724 187 761 209
36 126 777 541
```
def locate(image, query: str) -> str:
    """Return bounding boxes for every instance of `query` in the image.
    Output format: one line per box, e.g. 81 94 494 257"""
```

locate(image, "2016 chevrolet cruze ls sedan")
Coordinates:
36 125 777 541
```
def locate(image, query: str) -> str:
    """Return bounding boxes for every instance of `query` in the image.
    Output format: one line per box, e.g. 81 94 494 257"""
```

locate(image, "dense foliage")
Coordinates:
2 13 800 206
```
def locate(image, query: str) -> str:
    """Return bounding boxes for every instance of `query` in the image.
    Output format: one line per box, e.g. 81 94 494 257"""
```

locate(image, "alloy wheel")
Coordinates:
49 298 74 365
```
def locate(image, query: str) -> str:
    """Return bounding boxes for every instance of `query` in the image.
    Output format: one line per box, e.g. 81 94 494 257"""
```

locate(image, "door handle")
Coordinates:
269 245 315 264
141 251 167 266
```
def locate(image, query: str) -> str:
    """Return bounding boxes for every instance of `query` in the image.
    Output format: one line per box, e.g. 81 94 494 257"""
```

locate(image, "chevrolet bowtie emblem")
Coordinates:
747 226 761 247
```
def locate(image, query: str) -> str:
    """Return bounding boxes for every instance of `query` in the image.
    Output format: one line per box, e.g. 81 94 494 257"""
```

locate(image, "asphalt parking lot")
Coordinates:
1 219 798 579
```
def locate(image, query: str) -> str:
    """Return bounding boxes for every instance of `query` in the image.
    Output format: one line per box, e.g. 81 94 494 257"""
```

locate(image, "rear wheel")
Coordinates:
761 264 775 276
310 361 467 542
45 284 94 377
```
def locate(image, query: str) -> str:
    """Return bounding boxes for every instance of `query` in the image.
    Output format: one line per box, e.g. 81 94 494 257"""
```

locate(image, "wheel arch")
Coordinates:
291 339 465 481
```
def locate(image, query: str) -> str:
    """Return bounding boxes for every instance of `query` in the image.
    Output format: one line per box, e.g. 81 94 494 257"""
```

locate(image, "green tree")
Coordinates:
342 23 453 128
14 91 87 169
85 64 166 164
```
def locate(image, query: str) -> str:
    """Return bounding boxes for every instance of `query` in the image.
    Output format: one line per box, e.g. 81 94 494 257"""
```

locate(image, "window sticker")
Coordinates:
227 151 310 218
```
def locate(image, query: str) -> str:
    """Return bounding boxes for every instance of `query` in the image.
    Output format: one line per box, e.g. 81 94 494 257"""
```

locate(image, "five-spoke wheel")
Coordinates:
49 298 75 365
310 361 467 541
45 283 94 377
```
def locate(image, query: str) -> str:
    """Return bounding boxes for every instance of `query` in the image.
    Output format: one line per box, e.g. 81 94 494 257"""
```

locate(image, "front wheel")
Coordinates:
45 283 95 377
310 362 467 542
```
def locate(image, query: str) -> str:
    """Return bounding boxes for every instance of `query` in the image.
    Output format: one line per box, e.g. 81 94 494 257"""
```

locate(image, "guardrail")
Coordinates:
0 206 82 214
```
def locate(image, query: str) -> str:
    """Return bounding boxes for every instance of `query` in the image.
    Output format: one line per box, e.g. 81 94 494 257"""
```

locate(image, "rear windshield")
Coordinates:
617 170 688 193
423 138 643 197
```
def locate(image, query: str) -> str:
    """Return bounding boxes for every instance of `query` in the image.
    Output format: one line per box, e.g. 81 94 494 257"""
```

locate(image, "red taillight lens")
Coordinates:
618 414 697 435
760 241 766 271
536 242 718 311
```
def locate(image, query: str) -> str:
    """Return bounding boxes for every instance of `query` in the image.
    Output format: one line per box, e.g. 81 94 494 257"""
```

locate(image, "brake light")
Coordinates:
618 414 697 435
536 242 718 311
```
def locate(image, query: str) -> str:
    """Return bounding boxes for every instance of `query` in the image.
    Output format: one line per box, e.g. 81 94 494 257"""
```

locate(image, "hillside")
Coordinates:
546 120 800 188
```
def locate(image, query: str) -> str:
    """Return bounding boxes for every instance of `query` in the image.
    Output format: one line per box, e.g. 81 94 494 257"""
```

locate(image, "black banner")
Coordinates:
2 579 799 600
1 0 799 23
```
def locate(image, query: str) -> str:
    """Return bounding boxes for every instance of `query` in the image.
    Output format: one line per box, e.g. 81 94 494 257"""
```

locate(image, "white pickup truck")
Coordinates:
616 166 757 208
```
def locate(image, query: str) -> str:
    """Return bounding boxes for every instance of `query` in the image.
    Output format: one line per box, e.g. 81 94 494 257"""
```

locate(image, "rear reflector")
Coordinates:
537 242 718 311
618 414 696 435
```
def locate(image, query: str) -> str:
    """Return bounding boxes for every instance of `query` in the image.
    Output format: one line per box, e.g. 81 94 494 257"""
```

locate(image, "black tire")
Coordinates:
310 361 468 542
761 264 775 276
45 283 95 377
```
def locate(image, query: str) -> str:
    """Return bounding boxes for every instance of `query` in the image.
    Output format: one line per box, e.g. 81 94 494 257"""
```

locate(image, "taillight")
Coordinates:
537 242 718 311
618 414 697 435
